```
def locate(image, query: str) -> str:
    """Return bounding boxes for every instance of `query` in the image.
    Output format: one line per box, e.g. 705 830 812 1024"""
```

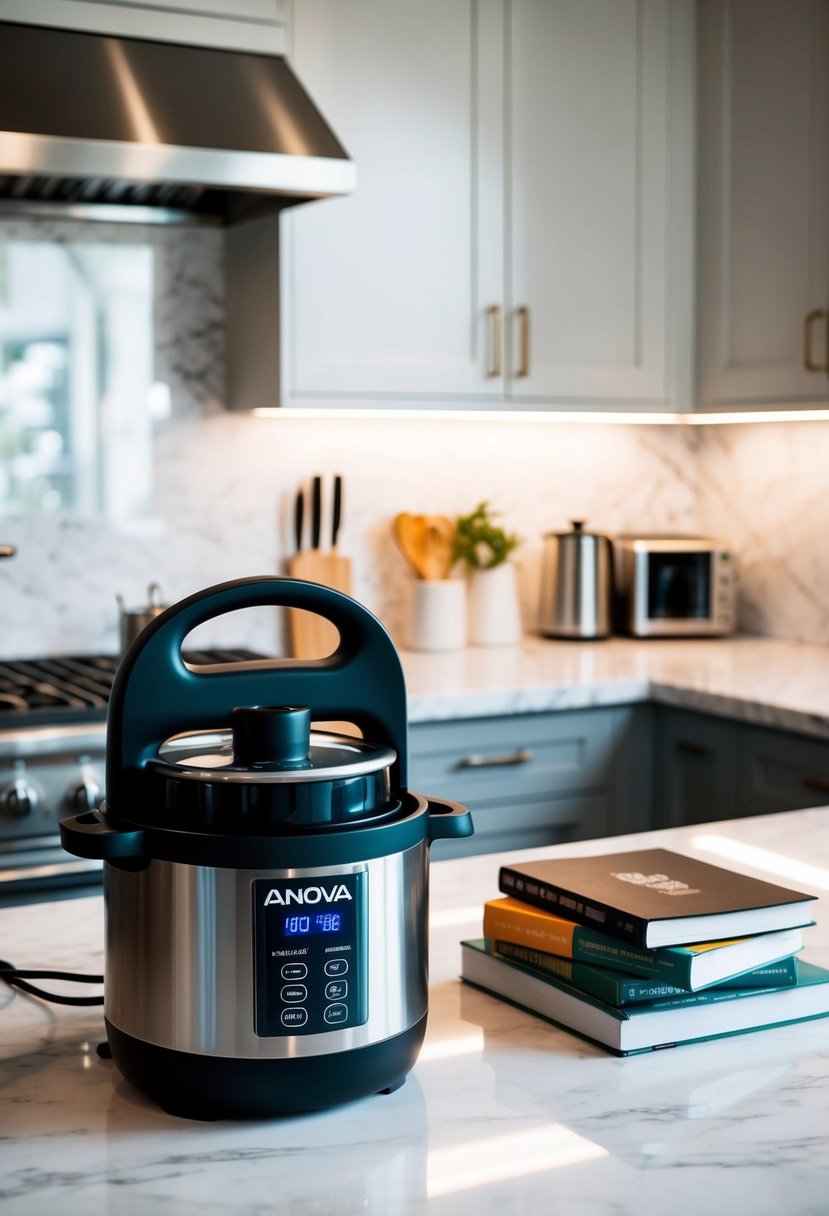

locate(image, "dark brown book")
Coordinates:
498 848 816 948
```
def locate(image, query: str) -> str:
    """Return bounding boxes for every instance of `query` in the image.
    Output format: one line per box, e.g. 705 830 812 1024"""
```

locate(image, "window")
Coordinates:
0 240 155 519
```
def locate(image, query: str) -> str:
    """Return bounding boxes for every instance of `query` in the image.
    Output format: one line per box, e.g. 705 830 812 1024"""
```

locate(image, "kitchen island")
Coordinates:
2 808 828 1215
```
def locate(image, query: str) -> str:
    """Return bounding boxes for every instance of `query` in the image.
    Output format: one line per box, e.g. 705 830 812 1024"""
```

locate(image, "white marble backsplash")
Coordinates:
696 422 829 647
1 215 827 656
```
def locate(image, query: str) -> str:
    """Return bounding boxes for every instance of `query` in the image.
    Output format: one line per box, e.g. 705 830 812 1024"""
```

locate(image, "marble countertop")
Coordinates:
2 808 829 1215
402 634 829 740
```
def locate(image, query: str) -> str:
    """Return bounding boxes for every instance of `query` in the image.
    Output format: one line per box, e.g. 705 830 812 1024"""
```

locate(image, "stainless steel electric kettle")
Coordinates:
538 520 613 640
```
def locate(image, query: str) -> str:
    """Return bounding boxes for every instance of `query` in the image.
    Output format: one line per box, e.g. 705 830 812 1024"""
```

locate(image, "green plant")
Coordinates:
453 501 520 570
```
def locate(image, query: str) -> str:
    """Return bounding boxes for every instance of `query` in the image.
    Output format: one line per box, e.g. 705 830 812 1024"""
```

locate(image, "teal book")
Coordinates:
484 895 808 991
492 939 800 1008
460 939 829 1056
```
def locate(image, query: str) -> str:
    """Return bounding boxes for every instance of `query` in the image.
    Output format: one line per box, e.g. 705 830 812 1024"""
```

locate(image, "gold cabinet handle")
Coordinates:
516 306 530 377
804 308 828 372
486 305 502 378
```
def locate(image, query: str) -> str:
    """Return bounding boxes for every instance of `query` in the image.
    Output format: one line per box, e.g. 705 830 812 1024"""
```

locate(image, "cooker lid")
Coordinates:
143 705 399 833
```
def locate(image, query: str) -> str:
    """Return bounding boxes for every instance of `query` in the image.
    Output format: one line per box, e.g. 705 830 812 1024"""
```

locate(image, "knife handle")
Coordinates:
293 489 304 552
311 476 322 549
332 475 343 548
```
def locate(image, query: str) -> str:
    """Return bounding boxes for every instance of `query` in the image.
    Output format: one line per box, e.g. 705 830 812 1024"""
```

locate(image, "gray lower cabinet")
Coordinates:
654 708 829 827
739 723 829 817
654 707 739 827
410 706 646 860
410 702 829 860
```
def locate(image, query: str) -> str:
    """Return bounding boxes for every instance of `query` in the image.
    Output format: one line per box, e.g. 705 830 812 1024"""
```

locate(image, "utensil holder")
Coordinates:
405 578 466 652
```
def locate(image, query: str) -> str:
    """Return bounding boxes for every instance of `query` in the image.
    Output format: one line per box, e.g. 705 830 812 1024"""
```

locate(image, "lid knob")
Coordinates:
231 705 311 769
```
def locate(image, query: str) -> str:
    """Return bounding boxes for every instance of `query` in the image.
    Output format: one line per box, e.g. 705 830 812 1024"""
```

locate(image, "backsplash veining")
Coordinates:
1 216 824 655
696 422 829 648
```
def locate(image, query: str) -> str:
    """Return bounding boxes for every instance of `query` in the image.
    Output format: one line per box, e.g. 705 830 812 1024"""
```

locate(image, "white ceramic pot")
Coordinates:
406 578 467 651
467 563 522 646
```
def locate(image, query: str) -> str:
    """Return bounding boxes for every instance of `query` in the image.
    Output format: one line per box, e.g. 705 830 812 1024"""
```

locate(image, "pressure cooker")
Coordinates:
60 577 473 1119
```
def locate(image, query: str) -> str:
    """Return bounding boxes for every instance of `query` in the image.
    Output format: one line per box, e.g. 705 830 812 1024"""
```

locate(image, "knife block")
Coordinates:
287 550 353 658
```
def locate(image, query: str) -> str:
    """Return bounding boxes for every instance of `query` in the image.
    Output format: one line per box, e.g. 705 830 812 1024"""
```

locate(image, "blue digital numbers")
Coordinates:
283 912 343 937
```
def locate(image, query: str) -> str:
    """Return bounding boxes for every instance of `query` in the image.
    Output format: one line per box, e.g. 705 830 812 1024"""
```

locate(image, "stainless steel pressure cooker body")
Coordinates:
60 577 473 1119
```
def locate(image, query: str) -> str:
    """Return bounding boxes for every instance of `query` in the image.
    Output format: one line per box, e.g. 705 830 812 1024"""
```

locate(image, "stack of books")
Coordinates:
460 847 829 1056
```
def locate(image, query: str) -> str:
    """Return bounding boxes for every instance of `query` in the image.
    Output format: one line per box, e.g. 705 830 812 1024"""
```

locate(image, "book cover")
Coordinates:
498 848 816 948
460 939 829 1056
483 896 806 990
491 939 799 1008
717 954 799 990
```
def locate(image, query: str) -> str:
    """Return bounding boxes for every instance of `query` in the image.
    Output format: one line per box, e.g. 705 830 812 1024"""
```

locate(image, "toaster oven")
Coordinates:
613 536 735 637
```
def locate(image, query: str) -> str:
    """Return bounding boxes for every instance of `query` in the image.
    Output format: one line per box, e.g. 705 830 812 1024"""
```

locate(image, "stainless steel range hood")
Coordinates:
0 19 355 410
0 20 355 224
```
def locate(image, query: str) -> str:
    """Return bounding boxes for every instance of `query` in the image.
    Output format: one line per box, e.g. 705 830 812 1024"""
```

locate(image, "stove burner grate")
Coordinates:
0 650 265 720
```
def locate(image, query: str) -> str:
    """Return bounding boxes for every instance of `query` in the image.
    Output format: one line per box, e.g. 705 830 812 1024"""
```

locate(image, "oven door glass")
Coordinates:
647 552 711 620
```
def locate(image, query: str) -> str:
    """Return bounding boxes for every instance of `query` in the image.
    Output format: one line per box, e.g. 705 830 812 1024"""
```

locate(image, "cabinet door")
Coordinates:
283 0 505 404
654 708 738 827
739 724 829 816
507 0 687 408
697 0 829 408
429 794 610 861
0 0 286 52
410 708 616 858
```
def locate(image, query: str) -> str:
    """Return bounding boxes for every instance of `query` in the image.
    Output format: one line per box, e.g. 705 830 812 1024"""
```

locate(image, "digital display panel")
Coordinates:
283 911 346 936
253 871 367 1037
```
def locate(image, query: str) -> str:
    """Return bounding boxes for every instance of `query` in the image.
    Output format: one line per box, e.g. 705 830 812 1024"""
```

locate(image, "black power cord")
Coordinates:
0 958 104 1007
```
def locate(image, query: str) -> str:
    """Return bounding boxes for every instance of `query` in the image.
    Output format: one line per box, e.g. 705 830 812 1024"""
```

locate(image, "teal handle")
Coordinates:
427 797 474 843
59 809 146 860
106 576 408 809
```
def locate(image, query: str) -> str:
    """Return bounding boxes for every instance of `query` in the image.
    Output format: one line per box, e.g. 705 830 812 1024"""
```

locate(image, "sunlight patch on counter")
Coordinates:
418 1030 485 1064
426 1123 608 1198
429 906 483 929
691 834 829 891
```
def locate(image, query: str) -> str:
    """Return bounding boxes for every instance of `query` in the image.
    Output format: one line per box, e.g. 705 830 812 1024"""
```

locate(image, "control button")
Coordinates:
324 958 349 977
281 984 307 1003
281 1007 308 1028
325 980 348 1001
324 1003 349 1025
281 963 308 981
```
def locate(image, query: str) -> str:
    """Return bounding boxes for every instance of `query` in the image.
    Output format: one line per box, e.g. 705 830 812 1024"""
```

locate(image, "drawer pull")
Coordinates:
676 740 710 758
802 775 829 794
456 749 534 770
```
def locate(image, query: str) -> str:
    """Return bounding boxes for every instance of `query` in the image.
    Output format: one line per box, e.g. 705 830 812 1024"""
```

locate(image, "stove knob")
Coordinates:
1 777 39 818
66 779 102 813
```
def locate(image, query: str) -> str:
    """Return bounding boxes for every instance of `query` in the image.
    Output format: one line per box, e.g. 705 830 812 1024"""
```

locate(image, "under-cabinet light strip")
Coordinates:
253 406 829 426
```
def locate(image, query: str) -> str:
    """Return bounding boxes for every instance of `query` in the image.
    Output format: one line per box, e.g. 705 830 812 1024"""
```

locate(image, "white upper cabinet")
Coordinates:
507 0 680 407
697 0 829 409
283 0 692 411
283 0 504 404
0 0 286 53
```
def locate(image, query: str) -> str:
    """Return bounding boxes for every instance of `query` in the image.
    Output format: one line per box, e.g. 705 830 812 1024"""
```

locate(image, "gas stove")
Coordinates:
0 654 117 722
0 649 264 902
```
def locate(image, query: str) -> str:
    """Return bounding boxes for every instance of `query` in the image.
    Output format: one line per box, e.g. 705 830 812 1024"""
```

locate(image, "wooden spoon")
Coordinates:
393 513 455 579
393 513 429 578
420 516 455 580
